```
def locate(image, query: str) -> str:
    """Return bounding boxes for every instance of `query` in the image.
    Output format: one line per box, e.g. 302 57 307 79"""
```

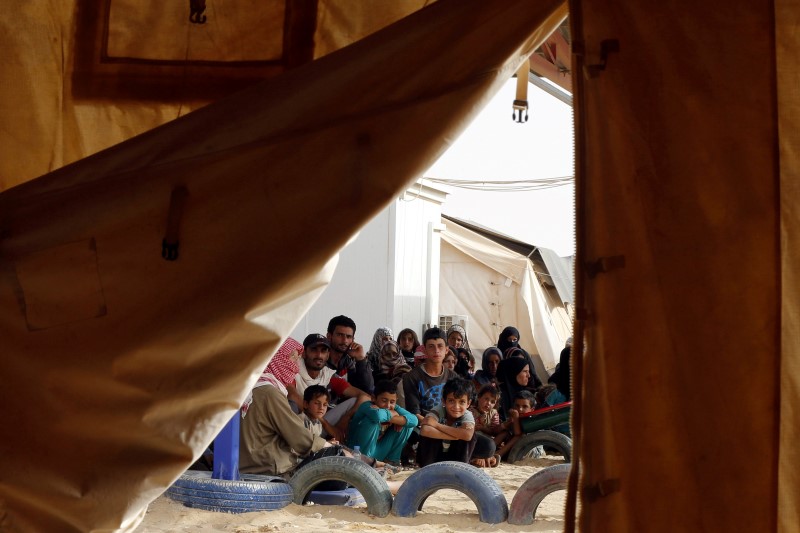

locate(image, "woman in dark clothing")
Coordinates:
548 341 572 401
496 326 542 389
473 347 502 388
496 356 538 419
497 326 522 354
453 347 473 379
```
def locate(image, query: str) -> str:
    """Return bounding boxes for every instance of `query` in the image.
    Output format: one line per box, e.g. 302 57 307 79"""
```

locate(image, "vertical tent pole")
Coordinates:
212 413 240 480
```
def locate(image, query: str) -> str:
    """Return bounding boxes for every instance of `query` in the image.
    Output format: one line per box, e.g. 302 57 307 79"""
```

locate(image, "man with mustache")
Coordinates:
293 333 370 442
325 315 374 395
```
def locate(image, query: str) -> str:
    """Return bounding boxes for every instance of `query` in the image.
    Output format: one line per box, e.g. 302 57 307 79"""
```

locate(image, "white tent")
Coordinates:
438 217 571 375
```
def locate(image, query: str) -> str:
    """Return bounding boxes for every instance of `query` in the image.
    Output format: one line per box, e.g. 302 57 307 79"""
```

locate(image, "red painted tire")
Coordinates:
508 464 570 525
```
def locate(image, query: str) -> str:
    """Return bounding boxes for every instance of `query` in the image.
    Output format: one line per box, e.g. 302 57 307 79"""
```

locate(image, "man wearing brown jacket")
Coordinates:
239 382 334 476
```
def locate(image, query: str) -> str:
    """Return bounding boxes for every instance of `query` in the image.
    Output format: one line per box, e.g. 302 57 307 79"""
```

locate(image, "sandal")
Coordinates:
490 454 502 468
375 463 405 478
385 463 403 474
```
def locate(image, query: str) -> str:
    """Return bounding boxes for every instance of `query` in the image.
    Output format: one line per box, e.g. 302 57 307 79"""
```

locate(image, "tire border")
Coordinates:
165 471 293 513
288 456 393 517
508 463 570 525
392 461 508 524
507 430 572 464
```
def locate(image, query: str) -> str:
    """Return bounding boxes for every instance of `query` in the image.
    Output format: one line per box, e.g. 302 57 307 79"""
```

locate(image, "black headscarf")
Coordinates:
474 347 502 387
497 356 536 417
453 347 472 379
497 326 521 354
548 346 571 400
498 340 542 391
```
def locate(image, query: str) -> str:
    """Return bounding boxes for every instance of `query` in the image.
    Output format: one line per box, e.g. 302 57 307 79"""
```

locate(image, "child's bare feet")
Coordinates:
470 458 487 468
387 480 404 495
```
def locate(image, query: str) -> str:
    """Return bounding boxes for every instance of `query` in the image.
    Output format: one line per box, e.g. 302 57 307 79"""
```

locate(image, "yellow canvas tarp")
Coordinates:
3 0 800 532
0 1 566 531
571 0 798 531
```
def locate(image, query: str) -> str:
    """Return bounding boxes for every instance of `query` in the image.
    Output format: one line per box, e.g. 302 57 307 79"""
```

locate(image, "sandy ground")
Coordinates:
134 457 567 533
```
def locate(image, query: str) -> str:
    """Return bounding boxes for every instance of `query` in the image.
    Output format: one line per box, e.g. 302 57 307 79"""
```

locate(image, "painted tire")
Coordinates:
508 463 570 525
507 430 572 464
289 456 393 517
392 461 508 524
165 471 293 513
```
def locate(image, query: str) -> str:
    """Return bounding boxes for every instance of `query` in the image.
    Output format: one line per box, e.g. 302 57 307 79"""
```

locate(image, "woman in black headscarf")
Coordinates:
548 337 572 401
496 326 542 389
473 347 502 388
497 326 522 354
496 356 537 419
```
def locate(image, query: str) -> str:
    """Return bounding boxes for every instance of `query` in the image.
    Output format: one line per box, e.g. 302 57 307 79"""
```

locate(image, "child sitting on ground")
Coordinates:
300 385 340 442
469 385 503 467
415 377 476 467
346 379 418 466
495 390 537 458
294 385 349 490
303 384 397 474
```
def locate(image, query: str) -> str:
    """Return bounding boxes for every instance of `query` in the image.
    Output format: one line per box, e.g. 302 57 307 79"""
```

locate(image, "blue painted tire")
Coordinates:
165 471 293 513
289 456 393 517
392 461 508 524
508 464 570 525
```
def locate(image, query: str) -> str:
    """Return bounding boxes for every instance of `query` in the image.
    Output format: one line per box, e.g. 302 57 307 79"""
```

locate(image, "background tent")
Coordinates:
0 1 567 531
444 214 575 310
439 216 571 374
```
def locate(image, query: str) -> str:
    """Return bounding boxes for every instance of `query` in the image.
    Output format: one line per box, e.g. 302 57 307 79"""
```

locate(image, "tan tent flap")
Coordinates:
439 217 567 372
778 0 800 530
0 1 567 531
313 0 433 58
0 1 432 193
574 0 787 531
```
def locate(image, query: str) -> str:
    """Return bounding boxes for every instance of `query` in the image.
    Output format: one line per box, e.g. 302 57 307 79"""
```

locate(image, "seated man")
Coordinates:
401 327 457 420
325 315 374 395
239 375 339 478
347 380 418 465
416 377 477 467
292 333 371 442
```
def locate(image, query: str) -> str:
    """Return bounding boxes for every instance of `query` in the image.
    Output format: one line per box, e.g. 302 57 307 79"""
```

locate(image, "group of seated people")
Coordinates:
235 315 572 484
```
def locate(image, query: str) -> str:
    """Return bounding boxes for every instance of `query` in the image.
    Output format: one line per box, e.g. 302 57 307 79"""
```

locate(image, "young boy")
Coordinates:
495 390 536 458
469 385 503 467
296 385 350 491
301 385 339 442
415 377 476 467
402 327 458 420
347 380 418 464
